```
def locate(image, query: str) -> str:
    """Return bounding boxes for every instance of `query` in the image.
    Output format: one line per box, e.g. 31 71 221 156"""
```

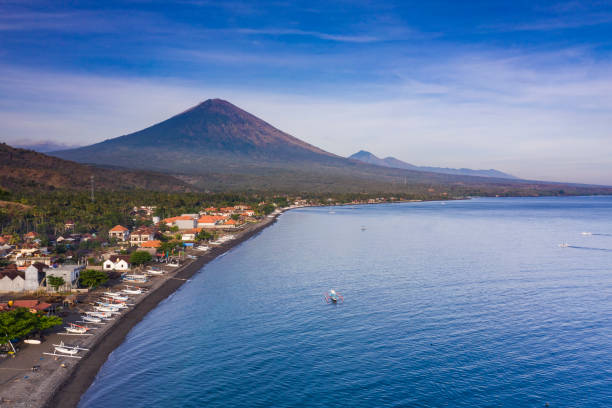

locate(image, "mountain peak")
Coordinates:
53 99 336 171
349 150 517 180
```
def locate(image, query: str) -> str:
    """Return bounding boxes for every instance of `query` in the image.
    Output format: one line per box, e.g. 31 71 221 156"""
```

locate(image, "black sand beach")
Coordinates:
43 214 280 408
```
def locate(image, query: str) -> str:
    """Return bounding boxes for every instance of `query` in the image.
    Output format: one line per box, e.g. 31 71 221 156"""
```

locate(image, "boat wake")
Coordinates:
565 245 612 252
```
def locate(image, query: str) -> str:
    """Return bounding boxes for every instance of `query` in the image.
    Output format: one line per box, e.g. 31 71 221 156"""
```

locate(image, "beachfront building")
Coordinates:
0 266 26 292
103 255 130 271
140 240 161 255
163 216 197 230
109 225 129 241
221 219 238 229
0 263 47 293
130 227 156 247
181 228 201 241
45 264 84 290
197 215 226 228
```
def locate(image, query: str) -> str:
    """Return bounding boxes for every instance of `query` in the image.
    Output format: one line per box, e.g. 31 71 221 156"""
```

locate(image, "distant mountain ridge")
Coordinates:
12 141 82 153
348 150 517 179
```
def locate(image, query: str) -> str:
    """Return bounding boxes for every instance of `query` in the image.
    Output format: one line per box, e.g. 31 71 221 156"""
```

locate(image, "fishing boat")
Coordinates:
65 323 90 334
86 311 112 319
324 289 344 304
122 286 144 295
122 274 149 283
104 292 129 301
146 267 165 275
53 342 79 355
94 305 120 313
81 315 102 323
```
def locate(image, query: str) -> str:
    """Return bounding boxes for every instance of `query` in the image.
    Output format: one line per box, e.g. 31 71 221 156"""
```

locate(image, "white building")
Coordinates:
45 264 84 290
103 255 130 271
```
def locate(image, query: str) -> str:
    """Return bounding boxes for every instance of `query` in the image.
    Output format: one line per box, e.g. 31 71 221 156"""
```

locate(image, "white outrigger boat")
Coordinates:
98 300 128 309
122 286 144 295
81 315 102 324
122 273 149 283
93 305 120 314
103 292 129 301
61 323 93 336
43 342 89 359
146 267 165 275
86 311 113 319
167 259 180 267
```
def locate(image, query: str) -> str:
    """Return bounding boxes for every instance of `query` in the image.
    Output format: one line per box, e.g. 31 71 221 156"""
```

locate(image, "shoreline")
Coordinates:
42 212 282 408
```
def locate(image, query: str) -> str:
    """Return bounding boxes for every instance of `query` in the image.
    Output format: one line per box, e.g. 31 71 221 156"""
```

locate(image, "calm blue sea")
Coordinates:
79 197 612 407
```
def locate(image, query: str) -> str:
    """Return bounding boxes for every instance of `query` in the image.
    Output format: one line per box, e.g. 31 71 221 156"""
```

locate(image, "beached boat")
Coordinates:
54 342 79 355
65 323 90 334
104 292 129 301
122 274 149 283
122 286 144 295
24 339 41 345
146 267 165 275
81 315 102 323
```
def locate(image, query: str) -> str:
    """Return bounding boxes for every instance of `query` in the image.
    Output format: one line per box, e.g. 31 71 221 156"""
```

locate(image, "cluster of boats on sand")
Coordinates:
42 285 146 359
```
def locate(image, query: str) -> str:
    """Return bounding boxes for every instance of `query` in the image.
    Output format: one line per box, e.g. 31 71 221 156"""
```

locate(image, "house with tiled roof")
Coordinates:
24 231 39 241
220 219 239 229
130 227 157 247
109 225 129 241
181 228 202 241
197 215 227 228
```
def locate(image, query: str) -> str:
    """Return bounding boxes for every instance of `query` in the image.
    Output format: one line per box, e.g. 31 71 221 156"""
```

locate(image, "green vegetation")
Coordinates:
47 276 65 292
79 269 109 288
159 240 182 255
0 308 62 348
130 251 152 265
196 229 214 241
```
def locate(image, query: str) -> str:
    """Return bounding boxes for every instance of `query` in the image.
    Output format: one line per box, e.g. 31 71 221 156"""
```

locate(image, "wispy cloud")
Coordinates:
235 28 380 43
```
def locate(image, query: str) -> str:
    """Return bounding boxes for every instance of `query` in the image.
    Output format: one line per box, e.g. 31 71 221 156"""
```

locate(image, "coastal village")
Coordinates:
0 199 290 406
0 195 394 406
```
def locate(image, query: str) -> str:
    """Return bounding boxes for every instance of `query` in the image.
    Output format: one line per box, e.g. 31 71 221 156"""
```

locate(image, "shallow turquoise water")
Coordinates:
80 197 612 407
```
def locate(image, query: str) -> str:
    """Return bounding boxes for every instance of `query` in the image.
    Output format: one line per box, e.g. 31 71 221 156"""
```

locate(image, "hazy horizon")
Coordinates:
2 1 612 184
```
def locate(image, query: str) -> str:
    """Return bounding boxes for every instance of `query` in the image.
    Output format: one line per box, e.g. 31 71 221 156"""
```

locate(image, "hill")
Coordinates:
0 143 193 192
349 150 517 179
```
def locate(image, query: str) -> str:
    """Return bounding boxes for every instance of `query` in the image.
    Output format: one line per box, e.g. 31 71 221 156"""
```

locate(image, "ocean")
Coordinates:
79 196 612 407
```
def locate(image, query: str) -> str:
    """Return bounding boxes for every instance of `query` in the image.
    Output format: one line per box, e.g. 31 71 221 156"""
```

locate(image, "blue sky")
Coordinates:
2 0 612 184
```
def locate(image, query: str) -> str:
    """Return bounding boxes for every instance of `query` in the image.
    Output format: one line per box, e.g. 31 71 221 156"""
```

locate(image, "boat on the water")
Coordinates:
324 289 344 304
559 243 570 248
